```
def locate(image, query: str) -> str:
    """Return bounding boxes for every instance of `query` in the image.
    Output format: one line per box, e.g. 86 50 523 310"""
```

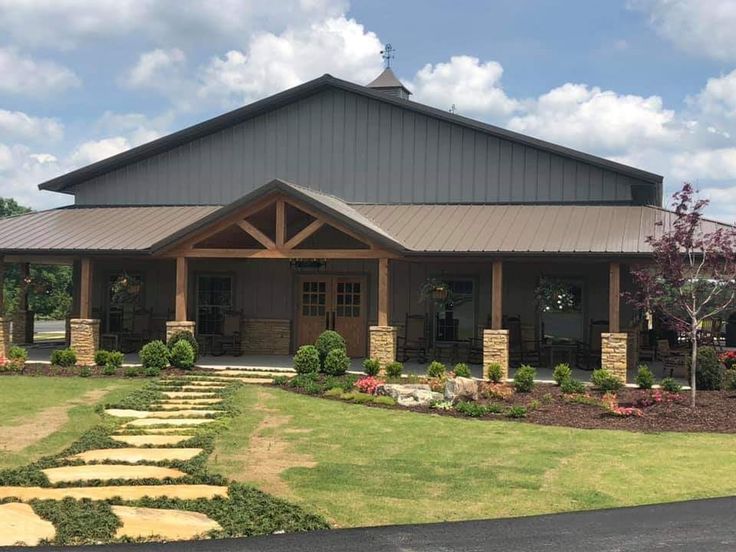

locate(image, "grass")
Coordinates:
0 376 144 470
210 385 736 528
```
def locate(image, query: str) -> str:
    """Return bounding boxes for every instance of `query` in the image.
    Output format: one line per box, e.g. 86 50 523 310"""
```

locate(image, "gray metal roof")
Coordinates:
366 68 411 94
0 206 218 254
38 74 662 194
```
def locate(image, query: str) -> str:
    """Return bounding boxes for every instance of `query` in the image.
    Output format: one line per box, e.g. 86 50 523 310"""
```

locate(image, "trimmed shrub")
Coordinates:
455 401 488 417
552 363 572 386
139 340 170 372
427 361 446 378
560 377 586 394
144 365 161 377
453 363 471 378
7 345 27 370
362 358 380 376
635 365 655 389
124 366 141 377
591 369 623 393
315 330 346 362
79 366 92 377
660 377 682 393
169 340 195 370
487 363 503 383
106 351 124 369
323 348 350 376
692 346 724 390
385 361 403 378
94 350 110 366
51 348 77 367
506 405 527 418
725 370 736 391
167 330 199 362
102 364 117 376
513 365 536 392
294 345 320 374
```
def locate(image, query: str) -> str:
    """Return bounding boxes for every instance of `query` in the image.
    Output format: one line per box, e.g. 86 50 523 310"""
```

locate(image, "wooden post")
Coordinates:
175 256 188 321
491 260 503 329
609 261 620 333
378 258 389 326
275 198 285 248
18 262 29 311
79 258 92 319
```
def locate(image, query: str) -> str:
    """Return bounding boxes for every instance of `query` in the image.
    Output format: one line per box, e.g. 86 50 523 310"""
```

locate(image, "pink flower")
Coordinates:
356 376 381 395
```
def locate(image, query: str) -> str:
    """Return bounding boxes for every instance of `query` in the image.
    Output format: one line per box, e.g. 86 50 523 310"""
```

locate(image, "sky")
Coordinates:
1 0 736 221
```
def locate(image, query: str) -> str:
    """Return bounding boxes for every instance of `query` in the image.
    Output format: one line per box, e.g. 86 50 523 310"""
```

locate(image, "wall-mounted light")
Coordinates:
290 259 327 272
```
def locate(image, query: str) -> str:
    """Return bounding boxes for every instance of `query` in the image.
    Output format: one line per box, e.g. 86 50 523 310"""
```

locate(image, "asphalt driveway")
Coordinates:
17 496 736 552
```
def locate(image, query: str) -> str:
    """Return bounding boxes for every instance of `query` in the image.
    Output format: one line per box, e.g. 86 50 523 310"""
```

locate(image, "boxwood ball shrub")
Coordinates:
323 348 350 376
513 365 536 392
107 351 124 369
94 350 111 366
552 363 572 386
139 340 170 372
315 330 346 363
427 361 446 378
167 330 199 362
635 364 655 389
591 369 623 393
169 340 195 370
51 348 77 367
453 362 471 378
385 360 403 378
362 358 380 377
486 363 503 383
294 345 320 374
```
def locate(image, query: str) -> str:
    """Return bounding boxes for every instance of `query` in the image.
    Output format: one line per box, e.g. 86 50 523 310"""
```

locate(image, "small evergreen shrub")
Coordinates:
660 377 682 393
506 405 527 418
167 330 199 362
552 363 572 386
139 340 170 372
294 345 320 374
453 362 471 378
560 377 586 394
79 366 92 377
427 361 446 378
94 350 110 366
169 340 195 369
692 346 724 390
486 363 503 383
144 365 161 377
315 330 346 362
591 369 623 393
107 351 124 369
272 375 289 386
7 345 27 371
323 348 350 376
385 361 403 378
124 366 141 377
724 370 736 391
102 364 117 376
635 365 655 389
362 358 380 376
455 401 488 417
51 348 77 367
513 365 536 392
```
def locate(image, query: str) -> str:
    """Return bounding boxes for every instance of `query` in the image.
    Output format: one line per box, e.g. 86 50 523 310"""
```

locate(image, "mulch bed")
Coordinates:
279 382 736 434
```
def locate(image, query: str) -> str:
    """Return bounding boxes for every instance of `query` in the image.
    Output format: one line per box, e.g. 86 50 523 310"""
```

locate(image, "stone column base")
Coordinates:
0 317 10 358
12 309 33 344
601 332 628 383
369 326 397 369
70 319 100 366
166 321 196 342
483 329 510 380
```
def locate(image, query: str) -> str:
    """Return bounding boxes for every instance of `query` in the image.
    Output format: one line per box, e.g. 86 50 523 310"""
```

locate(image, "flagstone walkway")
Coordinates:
0 369 288 545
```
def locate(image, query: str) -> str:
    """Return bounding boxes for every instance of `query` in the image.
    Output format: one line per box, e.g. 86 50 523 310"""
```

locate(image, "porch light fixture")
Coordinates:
290 259 327 272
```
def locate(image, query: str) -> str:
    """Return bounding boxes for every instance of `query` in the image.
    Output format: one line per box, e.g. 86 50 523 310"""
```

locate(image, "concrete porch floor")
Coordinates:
26 343 671 383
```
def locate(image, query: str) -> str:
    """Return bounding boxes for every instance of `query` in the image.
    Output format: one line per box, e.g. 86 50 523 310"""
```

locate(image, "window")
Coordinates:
197 275 233 335
435 279 475 341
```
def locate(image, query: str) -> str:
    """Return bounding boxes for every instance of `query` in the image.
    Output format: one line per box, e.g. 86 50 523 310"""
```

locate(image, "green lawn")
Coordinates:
210 386 736 527
0 376 144 470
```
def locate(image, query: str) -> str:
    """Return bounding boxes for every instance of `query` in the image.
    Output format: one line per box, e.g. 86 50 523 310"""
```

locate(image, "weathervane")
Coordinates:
449 104 457 114
380 43 395 68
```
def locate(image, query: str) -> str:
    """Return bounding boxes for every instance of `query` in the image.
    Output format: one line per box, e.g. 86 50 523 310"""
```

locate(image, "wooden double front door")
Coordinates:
297 275 367 357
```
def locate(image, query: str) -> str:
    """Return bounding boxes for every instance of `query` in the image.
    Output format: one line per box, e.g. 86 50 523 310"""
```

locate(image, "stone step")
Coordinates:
151 402 223 411
111 435 193 447
0 485 228 501
162 391 218 399
112 505 222 541
125 418 213 428
0 502 56 546
177 386 228 392
42 464 187 484
71 448 203 463
105 409 219 419
117 428 198 435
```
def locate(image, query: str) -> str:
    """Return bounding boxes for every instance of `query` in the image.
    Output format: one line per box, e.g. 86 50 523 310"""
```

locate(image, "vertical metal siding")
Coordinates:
75 88 649 206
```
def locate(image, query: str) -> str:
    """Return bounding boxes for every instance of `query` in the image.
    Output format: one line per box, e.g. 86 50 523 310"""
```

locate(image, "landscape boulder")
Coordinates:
444 376 479 402
377 383 435 407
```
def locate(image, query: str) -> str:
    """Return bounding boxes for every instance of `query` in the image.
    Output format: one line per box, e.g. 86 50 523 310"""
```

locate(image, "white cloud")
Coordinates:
123 48 187 93
671 148 736 181
69 137 131 166
630 0 736 61
197 16 383 107
0 109 64 143
0 47 80 96
507 83 678 155
0 143 68 209
410 56 519 120
691 69 736 121
0 0 347 49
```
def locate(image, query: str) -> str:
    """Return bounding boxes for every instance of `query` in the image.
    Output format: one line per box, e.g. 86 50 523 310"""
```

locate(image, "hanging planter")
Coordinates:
111 272 142 304
419 278 452 306
534 277 579 313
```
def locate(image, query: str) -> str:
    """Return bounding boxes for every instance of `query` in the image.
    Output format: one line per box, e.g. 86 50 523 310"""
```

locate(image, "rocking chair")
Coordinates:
211 312 243 357
576 320 609 371
396 314 428 363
